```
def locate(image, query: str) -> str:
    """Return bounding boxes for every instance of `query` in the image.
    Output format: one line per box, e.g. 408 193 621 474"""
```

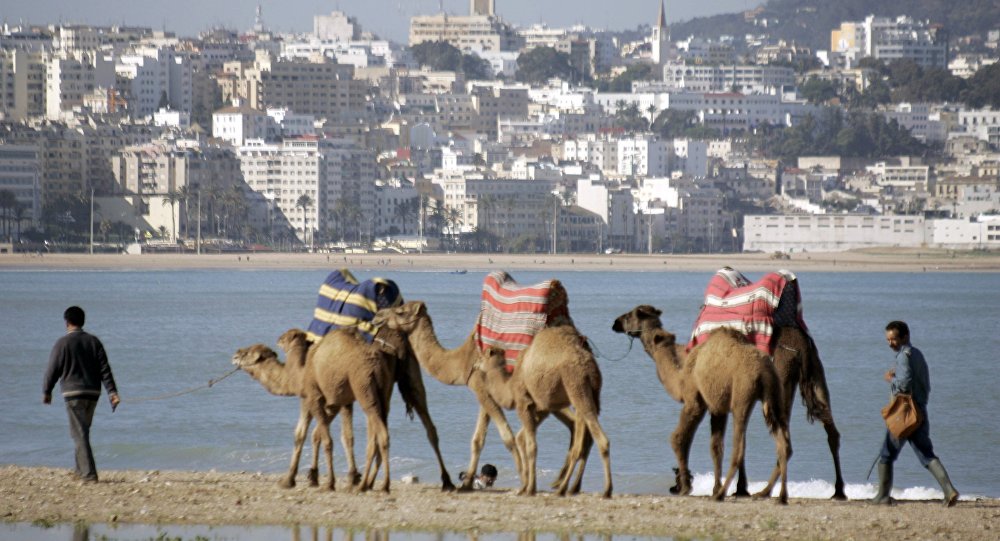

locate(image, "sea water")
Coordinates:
1 268 998 502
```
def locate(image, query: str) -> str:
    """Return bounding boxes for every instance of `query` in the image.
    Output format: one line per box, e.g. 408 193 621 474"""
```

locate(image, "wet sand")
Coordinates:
3 247 1000 273
1 466 995 540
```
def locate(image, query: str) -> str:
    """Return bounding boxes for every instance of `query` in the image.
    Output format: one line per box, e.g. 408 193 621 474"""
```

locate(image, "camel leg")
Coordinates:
339 404 361 486
515 405 540 496
314 413 336 491
552 408 591 494
308 424 322 487
753 377 796 500
397 358 455 491
821 412 845 500
466 381 522 490
283 402 313 489
554 412 584 497
714 406 754 501
366 410 391 493
579 412 613 499
709 413 728 497
670 401 707 496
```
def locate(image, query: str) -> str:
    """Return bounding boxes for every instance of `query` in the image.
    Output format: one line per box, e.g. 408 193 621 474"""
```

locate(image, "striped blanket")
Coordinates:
475 271 573 372
306 269 403 343
687 267 808 355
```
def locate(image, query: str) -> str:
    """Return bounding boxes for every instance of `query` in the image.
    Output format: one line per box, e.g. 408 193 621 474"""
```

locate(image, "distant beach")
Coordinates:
3 247 1000 273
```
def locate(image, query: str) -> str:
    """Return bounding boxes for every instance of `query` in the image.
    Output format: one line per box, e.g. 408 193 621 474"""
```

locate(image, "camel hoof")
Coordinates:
601 489 612 499
777 496 788 505
751 490 770 500
348 471 362 486
278 478 295 489
711 491 726 502
831 492 848 501
307 468 319 487
456 484 474 493
734 489 752 498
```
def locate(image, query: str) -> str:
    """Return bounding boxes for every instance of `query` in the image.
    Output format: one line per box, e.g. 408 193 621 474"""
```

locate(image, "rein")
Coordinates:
589 334 636 362
119 367 240 404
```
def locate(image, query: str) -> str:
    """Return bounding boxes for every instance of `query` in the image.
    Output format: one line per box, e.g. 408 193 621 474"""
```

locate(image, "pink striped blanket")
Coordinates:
687 267 808 355
475 271 573 372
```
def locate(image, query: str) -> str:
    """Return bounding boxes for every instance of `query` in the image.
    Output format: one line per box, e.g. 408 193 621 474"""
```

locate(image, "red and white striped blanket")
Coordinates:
475 271 573 372
687 267 808 355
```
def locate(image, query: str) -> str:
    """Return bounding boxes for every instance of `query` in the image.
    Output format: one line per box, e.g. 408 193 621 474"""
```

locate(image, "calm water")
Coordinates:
2 268 998 502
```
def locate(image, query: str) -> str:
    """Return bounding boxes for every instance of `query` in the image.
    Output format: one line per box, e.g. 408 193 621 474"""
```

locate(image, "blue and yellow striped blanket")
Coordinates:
306 269 403 343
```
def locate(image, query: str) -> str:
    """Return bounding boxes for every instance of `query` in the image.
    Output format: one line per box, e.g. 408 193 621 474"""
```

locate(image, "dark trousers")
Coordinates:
65 398 98 480
879 411 938 468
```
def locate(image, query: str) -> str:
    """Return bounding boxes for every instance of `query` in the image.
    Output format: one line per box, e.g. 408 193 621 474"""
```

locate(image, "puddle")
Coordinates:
1 523 683 541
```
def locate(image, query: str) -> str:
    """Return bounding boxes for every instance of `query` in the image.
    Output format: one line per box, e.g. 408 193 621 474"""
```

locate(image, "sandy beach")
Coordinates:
3 247 1000 273
1 465 996 540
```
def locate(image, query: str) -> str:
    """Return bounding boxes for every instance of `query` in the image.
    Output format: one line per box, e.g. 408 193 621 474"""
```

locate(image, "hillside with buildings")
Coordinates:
1 0 998 256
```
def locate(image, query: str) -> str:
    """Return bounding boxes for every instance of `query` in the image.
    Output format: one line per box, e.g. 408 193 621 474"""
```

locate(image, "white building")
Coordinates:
659 63 796 94
831 15 948 69
45 50 115 119
213 105 272 146
116 47 193 117
313 11 362 42
617 135 671 177
743 214 1000 252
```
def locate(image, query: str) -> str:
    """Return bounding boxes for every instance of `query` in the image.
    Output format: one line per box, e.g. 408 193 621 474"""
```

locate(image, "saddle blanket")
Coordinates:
687 267 808 355
475 271 573 371
306 268 403 343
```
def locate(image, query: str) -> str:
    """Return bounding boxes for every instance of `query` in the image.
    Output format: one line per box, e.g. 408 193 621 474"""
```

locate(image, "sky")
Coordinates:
2 0 760 43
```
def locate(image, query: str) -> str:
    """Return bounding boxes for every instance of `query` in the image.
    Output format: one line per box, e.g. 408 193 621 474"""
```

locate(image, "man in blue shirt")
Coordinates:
871 320 959 506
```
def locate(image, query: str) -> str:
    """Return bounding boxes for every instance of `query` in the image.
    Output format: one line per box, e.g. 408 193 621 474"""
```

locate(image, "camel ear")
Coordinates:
639 305 662 318
412 301 426 315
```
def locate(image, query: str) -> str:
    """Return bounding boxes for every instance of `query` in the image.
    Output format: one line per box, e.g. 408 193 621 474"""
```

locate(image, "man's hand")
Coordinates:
883 369 895 383
109 393 120 411
43 394 51 405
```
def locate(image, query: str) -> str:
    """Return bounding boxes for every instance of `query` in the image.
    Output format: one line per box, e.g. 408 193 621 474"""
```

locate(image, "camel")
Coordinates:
741 326 846 500
372 301 587 492
475 337 613 498
612 305 791 504
232 327 455 492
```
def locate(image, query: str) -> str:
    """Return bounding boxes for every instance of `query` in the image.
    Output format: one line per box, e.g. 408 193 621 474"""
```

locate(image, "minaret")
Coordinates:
651 0 670 64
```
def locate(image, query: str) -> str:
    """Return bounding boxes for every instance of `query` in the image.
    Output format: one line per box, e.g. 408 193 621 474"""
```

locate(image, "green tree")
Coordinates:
161 190 182 242
157 90 169 110
0 189 16 240
596 63 655 92
961 62 1000 108
410 41 493 79
800 77 838 105
516 47 575 85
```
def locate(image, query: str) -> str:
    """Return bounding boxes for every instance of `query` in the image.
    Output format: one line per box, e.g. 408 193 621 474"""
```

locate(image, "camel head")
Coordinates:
372 327 410 359
372 301 427 332
474 346 507 374
231 343 279 369
277 329 309 352
612 305 663 337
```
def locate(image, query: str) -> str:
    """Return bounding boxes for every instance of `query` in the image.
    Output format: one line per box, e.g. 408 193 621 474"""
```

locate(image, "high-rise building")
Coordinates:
470 0 495 16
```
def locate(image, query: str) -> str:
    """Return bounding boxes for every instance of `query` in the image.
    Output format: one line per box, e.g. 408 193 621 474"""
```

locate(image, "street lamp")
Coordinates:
89 186 94 255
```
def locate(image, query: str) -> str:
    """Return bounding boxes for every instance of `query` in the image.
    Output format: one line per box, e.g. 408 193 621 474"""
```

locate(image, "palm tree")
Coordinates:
296 194 313 250
12 203 27 242
177 185 192 240
204 185 224 236
161 190 182 243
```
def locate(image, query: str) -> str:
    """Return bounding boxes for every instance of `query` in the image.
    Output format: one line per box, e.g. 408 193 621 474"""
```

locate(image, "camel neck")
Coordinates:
408 318 478 386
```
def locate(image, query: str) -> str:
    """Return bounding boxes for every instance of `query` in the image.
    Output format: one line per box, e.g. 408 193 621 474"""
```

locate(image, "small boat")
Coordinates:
450 269 468 275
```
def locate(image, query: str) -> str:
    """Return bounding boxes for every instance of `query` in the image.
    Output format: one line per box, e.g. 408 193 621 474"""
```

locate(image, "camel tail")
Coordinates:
798 335 829 424
394 365 417 420
761 367 786 435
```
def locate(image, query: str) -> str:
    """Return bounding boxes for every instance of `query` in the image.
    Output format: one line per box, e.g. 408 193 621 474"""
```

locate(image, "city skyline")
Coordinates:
2 0 758 43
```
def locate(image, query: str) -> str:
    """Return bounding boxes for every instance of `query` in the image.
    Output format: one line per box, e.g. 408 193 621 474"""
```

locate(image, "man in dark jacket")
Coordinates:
43 306 120 483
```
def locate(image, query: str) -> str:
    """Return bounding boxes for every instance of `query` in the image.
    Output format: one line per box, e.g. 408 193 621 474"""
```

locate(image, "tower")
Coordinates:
470 0 495 17
651 0 670 64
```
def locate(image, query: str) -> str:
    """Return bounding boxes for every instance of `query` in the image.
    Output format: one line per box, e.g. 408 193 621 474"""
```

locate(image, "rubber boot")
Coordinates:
927 459 959 507
870 462 893 505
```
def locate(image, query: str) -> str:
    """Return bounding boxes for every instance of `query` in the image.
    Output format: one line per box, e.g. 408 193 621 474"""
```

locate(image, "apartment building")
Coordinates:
831 15 948 69
0 49 46 121
45 49 115 119
409 13 522 53
660 63 796 94
237 136 375 243
221 51 367 122
116 46 193 116
0 142 41 228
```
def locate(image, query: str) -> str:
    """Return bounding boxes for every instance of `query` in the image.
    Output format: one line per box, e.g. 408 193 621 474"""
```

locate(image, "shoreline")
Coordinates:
3 247 1000 273
1 465 996 540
